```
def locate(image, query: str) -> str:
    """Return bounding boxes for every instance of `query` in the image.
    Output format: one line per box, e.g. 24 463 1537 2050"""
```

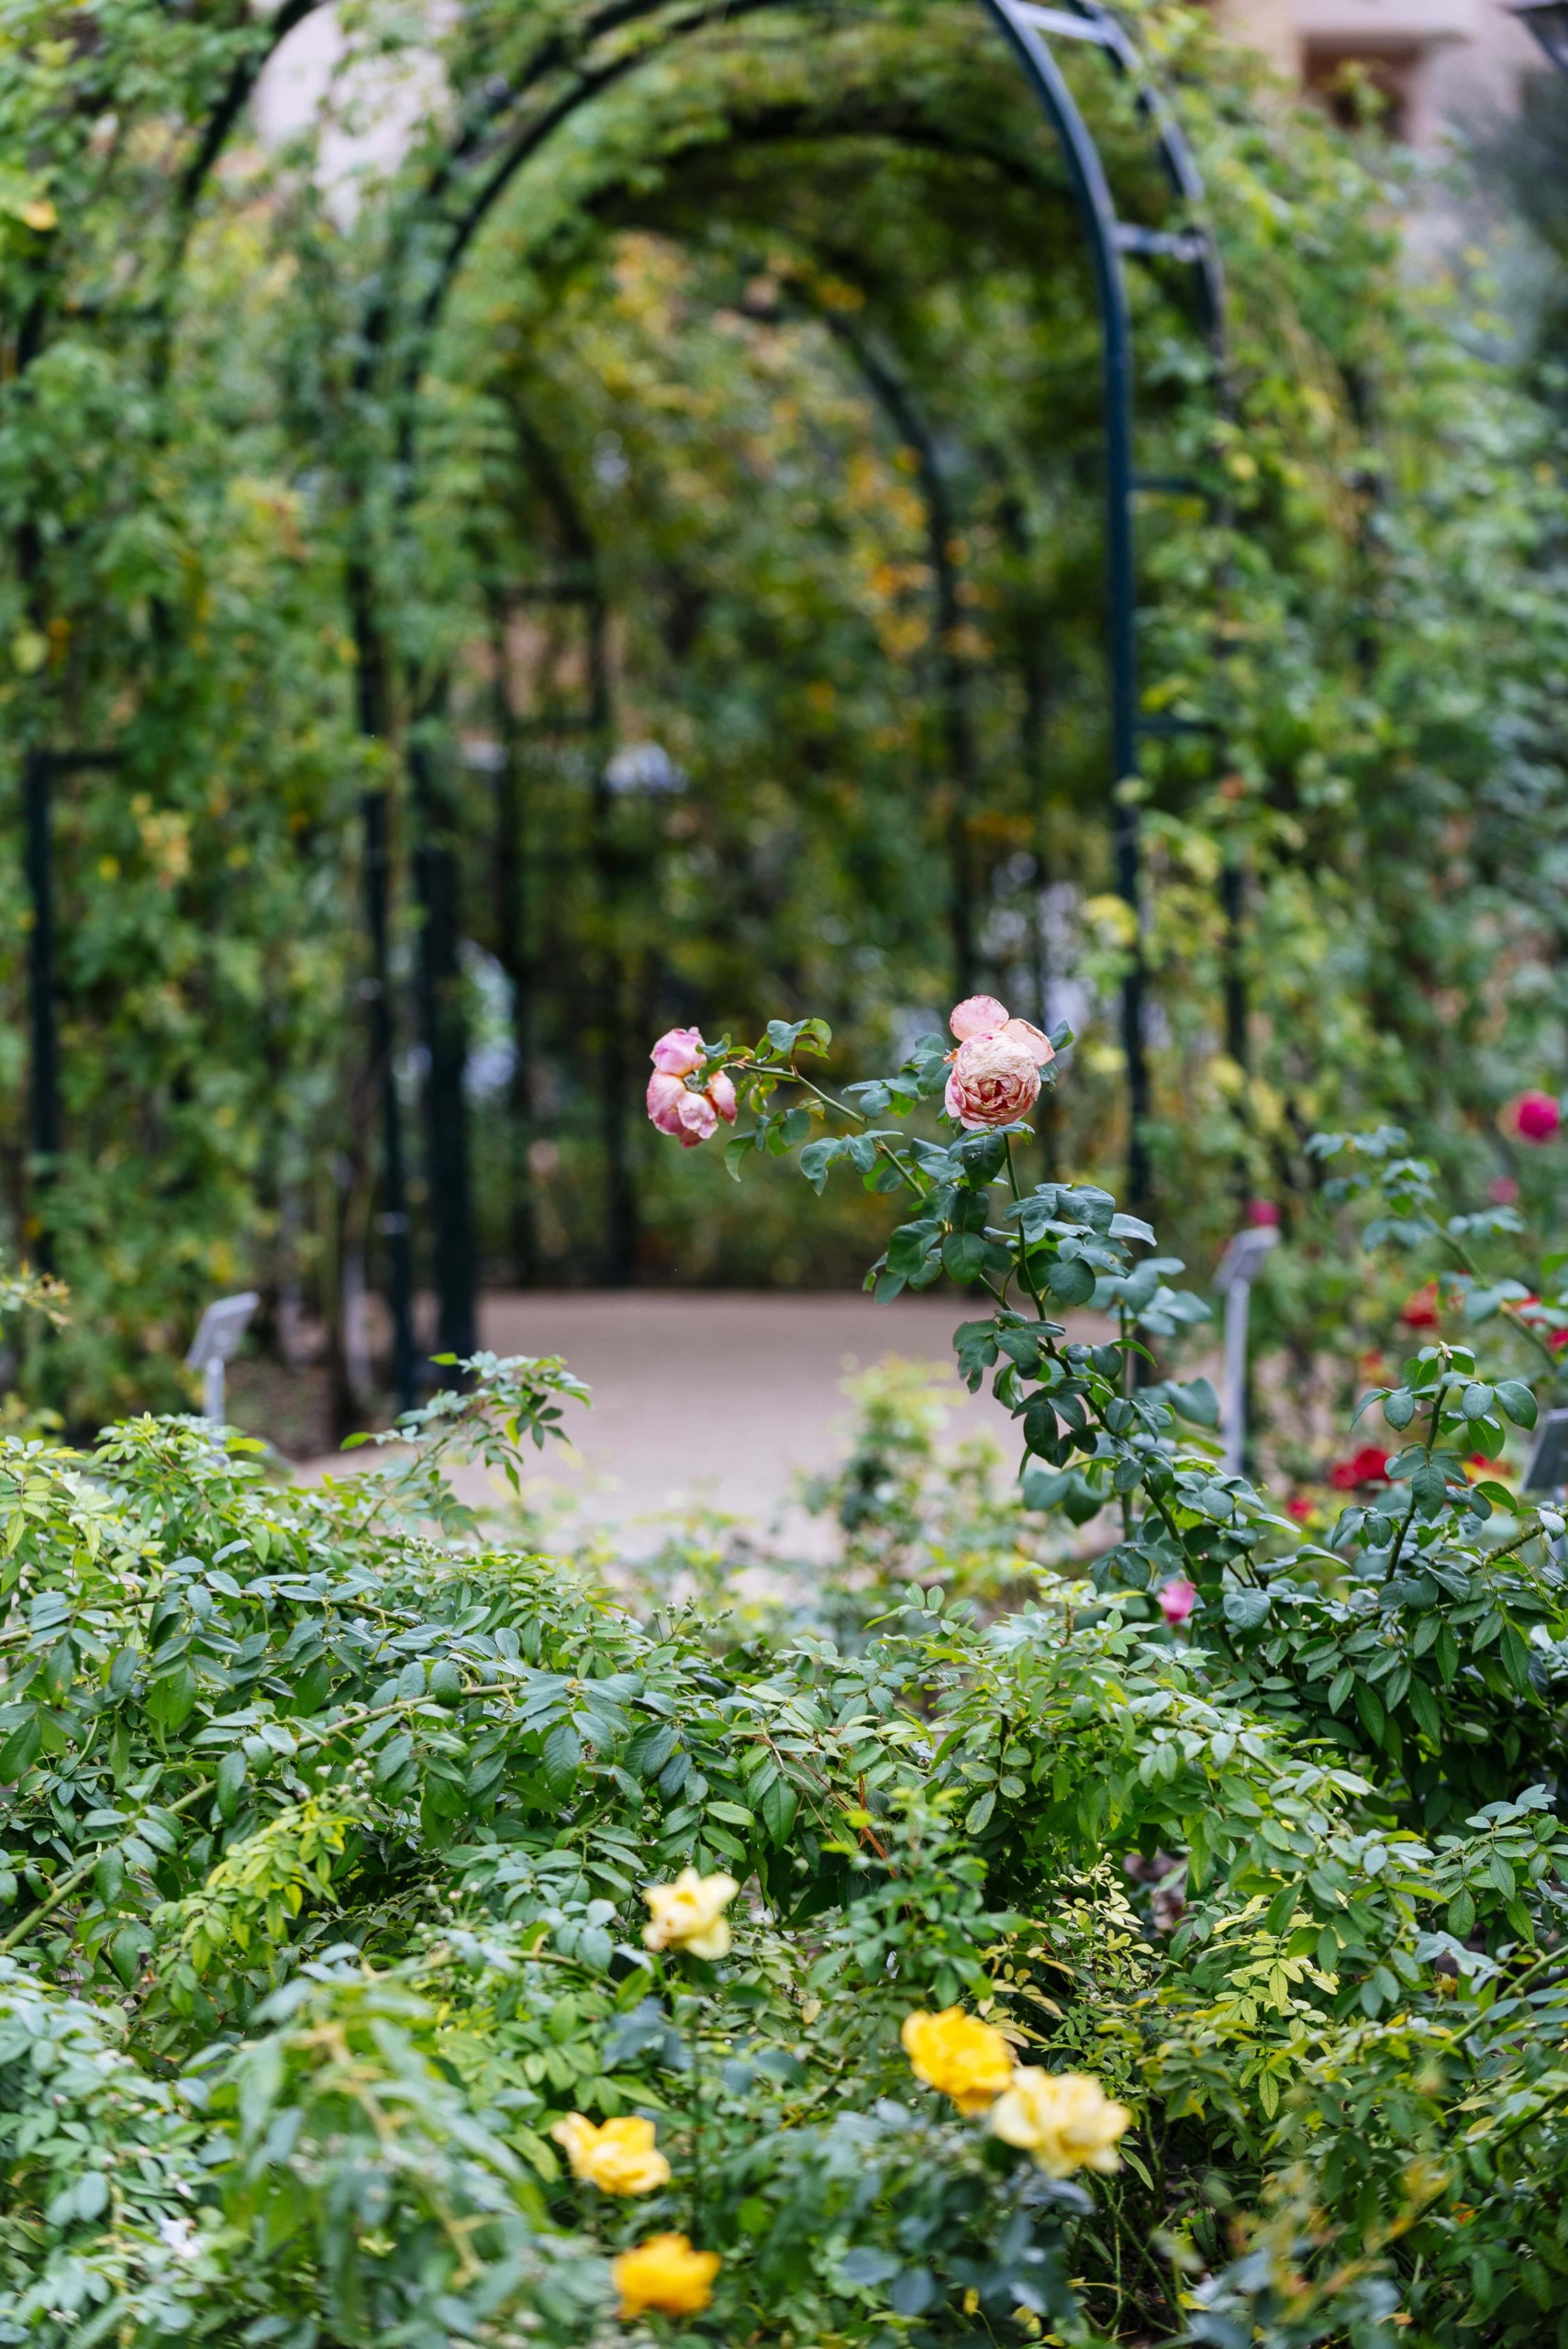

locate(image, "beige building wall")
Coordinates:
1219 0 1543 144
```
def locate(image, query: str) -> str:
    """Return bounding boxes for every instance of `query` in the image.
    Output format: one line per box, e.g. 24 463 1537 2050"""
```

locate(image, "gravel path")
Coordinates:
303 1291 1023 1544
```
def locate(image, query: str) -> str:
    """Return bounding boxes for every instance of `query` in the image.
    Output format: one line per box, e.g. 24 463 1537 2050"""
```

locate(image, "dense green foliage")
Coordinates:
5 1017 1568 2343
0 0 1563 1419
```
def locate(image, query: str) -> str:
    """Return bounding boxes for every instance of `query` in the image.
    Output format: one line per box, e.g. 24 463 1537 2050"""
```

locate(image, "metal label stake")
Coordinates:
184 1292 260 1428
1214 1226 1278 1476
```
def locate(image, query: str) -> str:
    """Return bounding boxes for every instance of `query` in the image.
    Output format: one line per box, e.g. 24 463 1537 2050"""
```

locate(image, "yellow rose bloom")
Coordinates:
550 2112 672 2196
988 2066 1132 2177
900 2007 1014 2114
613 2232 722 2320
641 1868 739 1959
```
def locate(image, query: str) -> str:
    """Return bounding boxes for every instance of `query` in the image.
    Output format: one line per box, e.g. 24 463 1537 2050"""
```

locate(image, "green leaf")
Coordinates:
760 1775 798 1846
965 1788 996 1833
1166 1376 1219 1428
1384 1389 1416 1430
1407 1677 1442 1743
951 1320 1000 1389
1495 1380 1539 1430
1108 1213 1155 1243
1265 1876 1299 1935
625 1722 677 1779
1409 1455 1448 1518
798 1137 844 1193
1021 1464 1073 1510
145 1664 197 1734
542 1720 582 1794
1448 1887 1476 1938
0 1716 40 1782
1222 1589 1271 1632
1499 1624 1533 1692
1045 1256 1096 1306
216 1746 248 1820
941 1230 988 1284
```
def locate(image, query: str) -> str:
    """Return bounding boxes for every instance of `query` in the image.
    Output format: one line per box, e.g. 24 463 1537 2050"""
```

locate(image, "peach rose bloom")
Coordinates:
944 1031 1041 1130
998 1017 1054 1066
949 997 1054 1067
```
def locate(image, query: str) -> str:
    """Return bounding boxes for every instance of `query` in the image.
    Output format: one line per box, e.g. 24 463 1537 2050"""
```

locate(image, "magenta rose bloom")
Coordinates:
943 1032 1041 1130
1514 1090 1562 1144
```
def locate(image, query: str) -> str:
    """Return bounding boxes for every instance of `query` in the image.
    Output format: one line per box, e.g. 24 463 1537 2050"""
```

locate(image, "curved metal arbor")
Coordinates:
984 0 1227 1206
323 0 1233 1378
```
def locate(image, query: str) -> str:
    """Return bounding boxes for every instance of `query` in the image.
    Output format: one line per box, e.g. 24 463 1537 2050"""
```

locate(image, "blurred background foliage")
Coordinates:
0 0 1565 1431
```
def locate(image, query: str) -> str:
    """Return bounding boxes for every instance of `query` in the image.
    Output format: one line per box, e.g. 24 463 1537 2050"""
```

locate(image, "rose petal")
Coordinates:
944 1034 1041 1130
651 1026 705 1076
999 1018 1055 1067
647 1071 688 1137
706 1071 738 1123
949 995 1010 1043
675 1090 717 1147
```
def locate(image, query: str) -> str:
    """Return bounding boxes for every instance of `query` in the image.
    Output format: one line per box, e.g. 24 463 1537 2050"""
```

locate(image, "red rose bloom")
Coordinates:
1328 1446 1390 1492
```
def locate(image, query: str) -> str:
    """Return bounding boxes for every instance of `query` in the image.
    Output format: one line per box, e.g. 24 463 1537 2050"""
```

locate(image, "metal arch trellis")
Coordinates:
337 0 1232 1375
17 0 1229 1400
981 0 1229 1210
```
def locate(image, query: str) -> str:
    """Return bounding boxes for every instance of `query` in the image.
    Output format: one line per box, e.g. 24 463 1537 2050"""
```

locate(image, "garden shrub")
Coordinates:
6 1010 1568 2343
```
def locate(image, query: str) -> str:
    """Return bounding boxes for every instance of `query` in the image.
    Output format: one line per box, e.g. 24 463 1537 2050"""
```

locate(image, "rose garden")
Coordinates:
7 0 1568 2343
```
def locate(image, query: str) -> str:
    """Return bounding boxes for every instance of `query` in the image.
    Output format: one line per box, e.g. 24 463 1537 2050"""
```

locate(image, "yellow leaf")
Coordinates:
19 200 55 231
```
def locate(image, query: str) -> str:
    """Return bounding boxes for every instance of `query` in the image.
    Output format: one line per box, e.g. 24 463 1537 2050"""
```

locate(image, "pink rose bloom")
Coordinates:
646 1053 736 1150
1159 1576 1197 1628
950 995 1010 1043
944 1032 1041 1130
651 1027 705 1077
647 1074 717 1148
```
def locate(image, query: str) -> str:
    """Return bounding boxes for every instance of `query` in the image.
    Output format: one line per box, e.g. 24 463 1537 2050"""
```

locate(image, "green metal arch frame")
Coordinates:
339 0 1232 1384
